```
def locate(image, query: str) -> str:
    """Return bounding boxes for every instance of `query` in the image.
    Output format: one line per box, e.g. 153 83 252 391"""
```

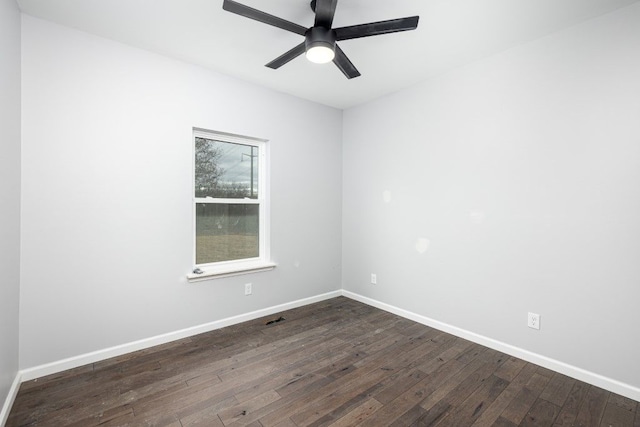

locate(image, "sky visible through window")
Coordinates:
217 141 255 189
195 137 259 199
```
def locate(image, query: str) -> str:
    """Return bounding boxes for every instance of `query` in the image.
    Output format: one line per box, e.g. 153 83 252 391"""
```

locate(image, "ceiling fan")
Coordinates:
222 0 419 79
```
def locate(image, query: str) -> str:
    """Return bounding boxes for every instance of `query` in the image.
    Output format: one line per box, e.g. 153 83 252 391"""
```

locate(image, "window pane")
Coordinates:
196 203 259 264
195 137 259 199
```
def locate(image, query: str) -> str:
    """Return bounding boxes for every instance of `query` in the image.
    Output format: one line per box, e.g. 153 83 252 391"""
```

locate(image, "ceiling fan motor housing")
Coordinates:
305 26 337 53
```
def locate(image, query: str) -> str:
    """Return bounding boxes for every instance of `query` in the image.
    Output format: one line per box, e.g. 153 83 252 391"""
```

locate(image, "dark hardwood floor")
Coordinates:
7 297 640 426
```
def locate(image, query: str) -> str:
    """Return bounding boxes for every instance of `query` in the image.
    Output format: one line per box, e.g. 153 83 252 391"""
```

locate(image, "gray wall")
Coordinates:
0 0 21 410
342 3 640 390
19 15 343 369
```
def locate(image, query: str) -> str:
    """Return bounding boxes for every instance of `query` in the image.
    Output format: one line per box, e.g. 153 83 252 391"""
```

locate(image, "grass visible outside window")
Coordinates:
195 203 258 264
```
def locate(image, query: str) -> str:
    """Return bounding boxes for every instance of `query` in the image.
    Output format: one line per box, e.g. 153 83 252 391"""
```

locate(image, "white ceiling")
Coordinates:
16 0 640 109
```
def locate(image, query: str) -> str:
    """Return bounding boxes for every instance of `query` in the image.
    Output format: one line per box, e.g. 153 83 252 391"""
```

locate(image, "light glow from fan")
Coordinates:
306 45 335 64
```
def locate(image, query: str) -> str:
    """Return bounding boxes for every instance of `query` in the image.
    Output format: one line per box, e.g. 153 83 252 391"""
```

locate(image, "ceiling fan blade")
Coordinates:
333 45 361 79
265 42 306 69
314 0 338 28
334 16 419 41
223 0 307 36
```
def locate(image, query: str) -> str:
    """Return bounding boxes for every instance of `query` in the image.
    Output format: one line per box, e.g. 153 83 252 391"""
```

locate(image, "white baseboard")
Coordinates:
13 288 640 412
19 290 342 382
0 372 21 427
342 290 640 402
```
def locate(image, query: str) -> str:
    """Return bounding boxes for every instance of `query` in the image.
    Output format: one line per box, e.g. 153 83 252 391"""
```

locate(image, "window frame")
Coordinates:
188 128 273 281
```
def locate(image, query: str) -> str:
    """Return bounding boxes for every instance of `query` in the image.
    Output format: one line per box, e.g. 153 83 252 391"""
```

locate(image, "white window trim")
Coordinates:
188 128 274 282
186 261 277 282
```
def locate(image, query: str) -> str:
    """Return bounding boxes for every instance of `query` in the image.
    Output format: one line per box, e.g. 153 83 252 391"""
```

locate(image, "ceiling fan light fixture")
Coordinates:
306 45 335 63
305 27 336 64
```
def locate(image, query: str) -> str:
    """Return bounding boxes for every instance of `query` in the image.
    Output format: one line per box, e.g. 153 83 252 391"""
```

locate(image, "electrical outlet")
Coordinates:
371 274 377 285
244 283 252 296
528 312 540 330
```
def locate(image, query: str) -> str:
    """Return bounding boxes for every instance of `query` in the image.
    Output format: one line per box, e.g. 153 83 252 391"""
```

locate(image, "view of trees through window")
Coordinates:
194 137 258 199
194 136 261 265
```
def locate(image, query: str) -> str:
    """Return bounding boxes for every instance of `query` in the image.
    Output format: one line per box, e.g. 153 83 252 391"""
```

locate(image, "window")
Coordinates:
190 129 273 280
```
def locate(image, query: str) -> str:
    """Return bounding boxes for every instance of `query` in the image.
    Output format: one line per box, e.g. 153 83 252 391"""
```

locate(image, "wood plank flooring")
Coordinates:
7 297 640 426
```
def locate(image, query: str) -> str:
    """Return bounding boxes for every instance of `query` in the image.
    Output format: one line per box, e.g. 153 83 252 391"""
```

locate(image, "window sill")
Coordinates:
187 262 276 282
